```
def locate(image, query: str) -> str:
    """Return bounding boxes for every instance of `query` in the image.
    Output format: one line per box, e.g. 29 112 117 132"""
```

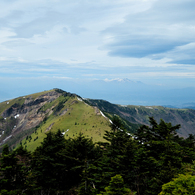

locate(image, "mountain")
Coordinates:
180 102 195 110
0 89 138 151
86 99 195 138
0 88 195 151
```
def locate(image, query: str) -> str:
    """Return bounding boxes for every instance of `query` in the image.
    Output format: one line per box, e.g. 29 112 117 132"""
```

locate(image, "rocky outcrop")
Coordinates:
0 90 61 144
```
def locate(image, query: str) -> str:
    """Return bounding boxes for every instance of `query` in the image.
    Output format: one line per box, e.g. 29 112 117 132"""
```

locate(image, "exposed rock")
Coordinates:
45 123 55 132
0 90 61 144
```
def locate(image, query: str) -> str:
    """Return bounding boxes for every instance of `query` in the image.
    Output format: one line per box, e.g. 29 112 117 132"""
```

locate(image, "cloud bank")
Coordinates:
0 0 195 104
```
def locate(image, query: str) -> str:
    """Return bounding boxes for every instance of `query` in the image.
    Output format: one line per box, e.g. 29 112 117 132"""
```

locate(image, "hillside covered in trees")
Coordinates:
1 116 195 195
87 99 195 137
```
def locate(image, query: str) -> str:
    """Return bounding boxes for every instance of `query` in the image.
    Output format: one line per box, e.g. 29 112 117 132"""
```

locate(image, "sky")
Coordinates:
1 0 195 105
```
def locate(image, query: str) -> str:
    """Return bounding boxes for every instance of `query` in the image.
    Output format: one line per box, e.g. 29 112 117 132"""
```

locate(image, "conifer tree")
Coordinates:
31 129 67 194
64 132 98 192
91 116 137 193
98 174 133 195
134 117 183 195
0 145 29 194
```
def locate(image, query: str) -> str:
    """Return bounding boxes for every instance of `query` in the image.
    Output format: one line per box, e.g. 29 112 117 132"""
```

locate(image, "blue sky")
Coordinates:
1 0 195 105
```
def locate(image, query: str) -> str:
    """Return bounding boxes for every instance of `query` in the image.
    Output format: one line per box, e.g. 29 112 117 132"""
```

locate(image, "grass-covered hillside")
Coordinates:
0 89 112 151
0 89 138 152
21 94 111 151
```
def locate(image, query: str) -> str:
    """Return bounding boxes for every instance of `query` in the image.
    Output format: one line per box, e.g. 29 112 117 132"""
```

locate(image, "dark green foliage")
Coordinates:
42 116 48 123
33 136 38 141
5 103 20 117
31 129 67 194
0 145 31 194
63 132 100 190
29 130 99 194
98 174 133 195
91 116 137 193
1 117 195 195
109 115 124 132
54 88 77 98
133 117 187 195
54 88 66 94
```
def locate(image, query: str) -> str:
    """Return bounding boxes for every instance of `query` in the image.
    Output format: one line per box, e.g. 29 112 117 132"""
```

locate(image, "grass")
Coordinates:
22 97 111 151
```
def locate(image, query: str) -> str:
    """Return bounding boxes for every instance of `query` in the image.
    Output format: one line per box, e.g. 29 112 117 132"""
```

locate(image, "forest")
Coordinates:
0 116 195 195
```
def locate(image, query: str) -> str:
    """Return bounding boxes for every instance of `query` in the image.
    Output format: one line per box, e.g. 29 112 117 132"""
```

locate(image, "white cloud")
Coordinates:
0 0 195 101
101 0 195 64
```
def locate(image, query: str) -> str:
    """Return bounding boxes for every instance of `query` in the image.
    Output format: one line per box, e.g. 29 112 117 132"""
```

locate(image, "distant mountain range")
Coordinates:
103 78 143 84
1 78 195 107
75 79 195 107
178 102 195 110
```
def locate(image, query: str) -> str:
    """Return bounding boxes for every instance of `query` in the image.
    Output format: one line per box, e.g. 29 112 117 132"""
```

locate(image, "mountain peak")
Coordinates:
104 78 142 84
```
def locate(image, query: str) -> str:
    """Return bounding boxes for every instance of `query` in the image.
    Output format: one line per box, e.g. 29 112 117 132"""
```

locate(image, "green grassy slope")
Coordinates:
21 96 111 151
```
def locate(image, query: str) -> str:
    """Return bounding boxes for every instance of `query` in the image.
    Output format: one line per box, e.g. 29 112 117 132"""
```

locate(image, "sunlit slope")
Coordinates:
22 96 111 151
0 89 112 152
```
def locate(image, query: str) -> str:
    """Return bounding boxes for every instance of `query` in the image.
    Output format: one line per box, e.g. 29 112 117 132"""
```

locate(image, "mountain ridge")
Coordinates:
0 89 117 151
0 88 195 151
86 99 195 137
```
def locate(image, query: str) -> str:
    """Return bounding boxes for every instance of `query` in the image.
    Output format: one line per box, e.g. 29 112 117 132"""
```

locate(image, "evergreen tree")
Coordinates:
134 117 183 195
1 116 194 195
98 174 133 195
31 129 67 194
0 145 30 194
64 132 99 193
91 116 137 194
